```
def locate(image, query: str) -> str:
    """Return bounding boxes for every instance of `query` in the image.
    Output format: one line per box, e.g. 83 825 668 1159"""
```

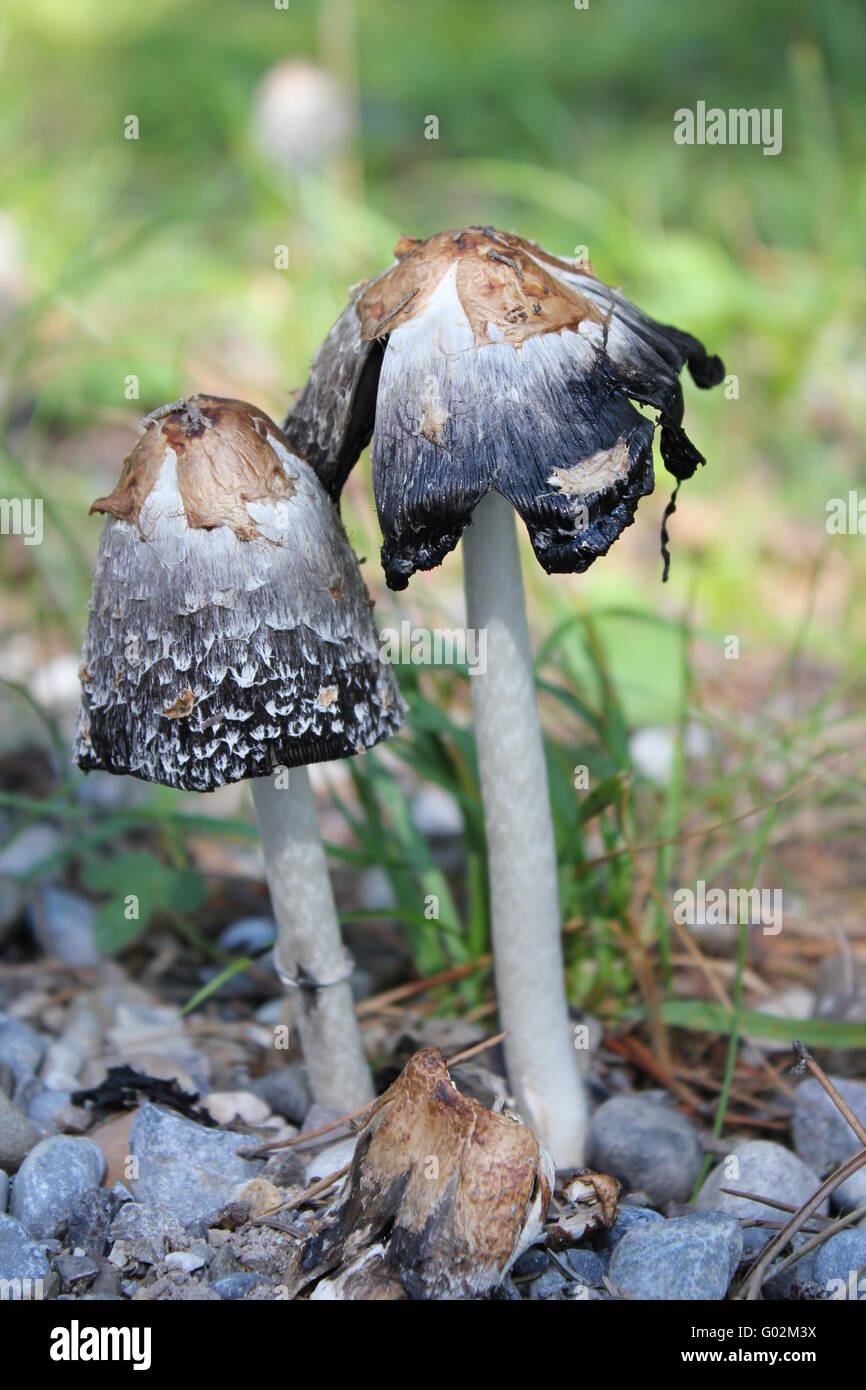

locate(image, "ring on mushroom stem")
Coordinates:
75 394 407 1112
282 227 725 1167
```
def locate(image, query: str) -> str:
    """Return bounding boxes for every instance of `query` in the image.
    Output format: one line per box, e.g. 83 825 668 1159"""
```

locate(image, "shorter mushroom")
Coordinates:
75 394 406 1111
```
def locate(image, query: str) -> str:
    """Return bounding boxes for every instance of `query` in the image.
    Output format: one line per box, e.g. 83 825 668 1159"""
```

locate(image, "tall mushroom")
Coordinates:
282 228 724 1166
75 394 406 1111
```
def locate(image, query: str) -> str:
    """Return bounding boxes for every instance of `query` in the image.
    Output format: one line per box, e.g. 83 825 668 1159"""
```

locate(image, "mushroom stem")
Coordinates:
462 490 587 1167
251 767 374 1111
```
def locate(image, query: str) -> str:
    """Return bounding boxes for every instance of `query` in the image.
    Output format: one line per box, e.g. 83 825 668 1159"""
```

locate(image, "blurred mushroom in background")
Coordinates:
251 60 352 174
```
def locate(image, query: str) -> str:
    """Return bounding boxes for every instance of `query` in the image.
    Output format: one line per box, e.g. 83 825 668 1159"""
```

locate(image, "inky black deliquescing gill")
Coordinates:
282 227 724 587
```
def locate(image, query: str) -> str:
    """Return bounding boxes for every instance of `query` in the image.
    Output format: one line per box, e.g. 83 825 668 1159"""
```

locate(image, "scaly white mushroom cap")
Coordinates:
75 395 405 792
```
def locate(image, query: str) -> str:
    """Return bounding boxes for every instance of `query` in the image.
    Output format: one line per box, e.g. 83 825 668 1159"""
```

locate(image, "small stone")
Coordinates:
40 1003 103 1089
263 1148 305 1189
10 1136 106 1239
813 1230 866 1298
30 888 100 967
565 1247 605 1286
216 917 276 954
696 1140 827 1252
609 1211 743 1300
237 1177 281 1220
449 1061 509 1111
165 1249 207 1273
204 1090 272 1127
207 1243 240 1282
763 1238 819 1300
251 1064 311 1124
528 1269 566 1300
0 1090 41 1171
0 1212 56 1298
304 1137 355 1183
22 1081 90 1136
301 1101 347 1136
89 1256 122 1298
108 1202 186 1251
594 1203 664 1253
0 823 62 878
127 1104 264 1231
792 1076 866 1213
511 1246 549 1278
0 1014 46 1085
409 785 463 837
588 1094 703 1205
65 1188 126 1257
211 1271 269 1299
54 1252 99 1290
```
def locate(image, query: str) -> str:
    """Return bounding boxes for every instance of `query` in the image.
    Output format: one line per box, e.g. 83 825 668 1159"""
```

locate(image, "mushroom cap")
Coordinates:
283 226 725 590
75 395 406 792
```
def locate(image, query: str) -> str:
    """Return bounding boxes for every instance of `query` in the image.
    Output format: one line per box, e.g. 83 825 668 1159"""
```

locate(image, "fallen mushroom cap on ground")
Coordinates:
286 1046 557 1299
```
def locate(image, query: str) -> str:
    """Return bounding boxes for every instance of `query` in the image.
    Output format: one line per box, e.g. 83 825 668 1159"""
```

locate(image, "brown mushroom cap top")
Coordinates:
90 395 297 542
356 227 603 349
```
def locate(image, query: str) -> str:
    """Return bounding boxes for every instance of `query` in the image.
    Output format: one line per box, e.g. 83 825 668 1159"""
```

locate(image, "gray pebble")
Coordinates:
595 1203 665 1253
0 1014 46 1085
696 1140 826 1252
65 1187 126 1257
566 1247 605 1286
54 1252 99 1291
0 1090 41 1171
511 1245 549 1277
252 1064 312 1124
88 1257 122 1298
793 1076 866 1213
812 1230 866 1298
208 1243 240 1283
609 1211 743 1300
108 1202 187 1249
262 1148 305 1189
763 1239 819 1301
127 1104 263 1231
0 1211 56 1298
23 1083 89 1136
528 1269 566 1300
211 1271 269 1300
0 823 61 878
588 1094 703 1205
31 887 100 967
11 1136 105 1239
216 917 276 954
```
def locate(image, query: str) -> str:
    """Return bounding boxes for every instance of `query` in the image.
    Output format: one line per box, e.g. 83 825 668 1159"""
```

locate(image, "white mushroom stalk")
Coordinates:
252 768 373 1108
283 227 724 1164
75 396 405 1113
462 490 587 1163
